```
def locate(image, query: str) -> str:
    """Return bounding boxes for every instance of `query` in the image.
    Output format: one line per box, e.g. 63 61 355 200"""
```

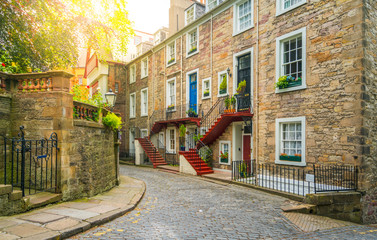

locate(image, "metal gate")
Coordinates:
1 126 58 196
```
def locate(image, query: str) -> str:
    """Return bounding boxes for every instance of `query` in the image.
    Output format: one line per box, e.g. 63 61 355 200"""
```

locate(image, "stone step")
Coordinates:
0 184 13 196
28 192 62 210
281 203 317 214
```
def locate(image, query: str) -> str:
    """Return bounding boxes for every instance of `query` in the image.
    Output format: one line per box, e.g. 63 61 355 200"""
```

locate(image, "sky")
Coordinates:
127 0 170 34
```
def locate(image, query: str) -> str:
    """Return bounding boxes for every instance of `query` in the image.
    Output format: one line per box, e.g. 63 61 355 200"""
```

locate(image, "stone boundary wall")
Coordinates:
0 94 11 137
361 0 377 224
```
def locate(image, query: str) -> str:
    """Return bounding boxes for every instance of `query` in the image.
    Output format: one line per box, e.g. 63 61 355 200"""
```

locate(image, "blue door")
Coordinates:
189 73 197 114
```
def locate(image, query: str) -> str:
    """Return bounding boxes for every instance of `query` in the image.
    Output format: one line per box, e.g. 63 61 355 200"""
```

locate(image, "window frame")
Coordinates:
218 70 229 97
141 57 148 79
166 77 177 111
233 0 254 36
186 27 199 58
129 92 136 119
206 0 219 12
166 41 176 67
185 4 196 26
115 82 119 93
275 27 307 93
219 140 231 165
140 88 148 117
167 127 176 153
202 77 211 100
275 116 306 166
276 0 307 16
141 129 148 138
129 64 136 84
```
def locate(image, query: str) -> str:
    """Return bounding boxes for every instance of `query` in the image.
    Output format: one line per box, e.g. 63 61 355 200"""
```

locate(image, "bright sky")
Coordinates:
127 0 170 34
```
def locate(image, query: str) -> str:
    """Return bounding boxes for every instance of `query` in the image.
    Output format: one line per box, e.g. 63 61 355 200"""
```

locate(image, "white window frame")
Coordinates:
207 0 220 12
219 140 231 165
275 27 307 93
186 27 199 58
185 4 196 26
141 57 148 79
167 127 176 153
130 64 136 84
218 70 229 97
140 88 148 117
166 41 176 67
129 92 136 118
166 77 176 110
276 0 307 16
275 116 306 166
233 0 254 36
202 77 211 100
141 129 148 138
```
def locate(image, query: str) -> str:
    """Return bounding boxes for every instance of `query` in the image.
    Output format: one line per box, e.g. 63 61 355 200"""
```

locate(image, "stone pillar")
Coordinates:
135 139 142 165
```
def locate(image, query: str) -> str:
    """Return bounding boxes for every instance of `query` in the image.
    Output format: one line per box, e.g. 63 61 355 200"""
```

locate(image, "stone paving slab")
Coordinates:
0 176 146 239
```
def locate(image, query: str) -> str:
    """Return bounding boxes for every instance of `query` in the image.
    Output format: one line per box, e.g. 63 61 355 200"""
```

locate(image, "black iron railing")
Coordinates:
235 94 252 112
232 160 359 196
200 97 226 133
313 164 358 193
1 126 58 196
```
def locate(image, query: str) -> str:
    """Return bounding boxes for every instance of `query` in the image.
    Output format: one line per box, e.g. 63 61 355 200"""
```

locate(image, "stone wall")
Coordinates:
360 0 377 224
0 94 11 137
65 120 117 200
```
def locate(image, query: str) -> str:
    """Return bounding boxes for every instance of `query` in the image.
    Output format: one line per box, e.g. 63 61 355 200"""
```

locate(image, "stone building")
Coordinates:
119 0 377 223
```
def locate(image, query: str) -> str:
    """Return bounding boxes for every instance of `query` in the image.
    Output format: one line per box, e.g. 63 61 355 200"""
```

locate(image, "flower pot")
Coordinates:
204 92 209 97
220 157 228 163
279 155 301 162
180 146 185 151
219 89 227 95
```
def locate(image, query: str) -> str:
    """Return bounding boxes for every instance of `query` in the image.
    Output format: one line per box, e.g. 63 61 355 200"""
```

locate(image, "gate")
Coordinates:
1 126 58 196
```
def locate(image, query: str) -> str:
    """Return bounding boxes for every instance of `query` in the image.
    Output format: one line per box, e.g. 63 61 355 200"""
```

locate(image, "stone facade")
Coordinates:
0 94 11 137
119 0 377 223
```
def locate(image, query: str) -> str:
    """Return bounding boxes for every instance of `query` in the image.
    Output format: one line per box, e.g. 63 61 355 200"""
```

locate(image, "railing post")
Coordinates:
20 127 26 197
313 164 317 194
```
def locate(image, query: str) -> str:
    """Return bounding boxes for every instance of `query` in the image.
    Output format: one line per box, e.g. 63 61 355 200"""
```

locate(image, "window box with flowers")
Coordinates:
167 104 175 112
219 151 228 163
203 89 210 97
279 153 302 162
188 46 197 55
275 75 302 89
186 108 198 118
168 58 175 65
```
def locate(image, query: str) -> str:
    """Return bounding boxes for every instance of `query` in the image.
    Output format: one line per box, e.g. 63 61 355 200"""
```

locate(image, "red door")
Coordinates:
243 135 251 160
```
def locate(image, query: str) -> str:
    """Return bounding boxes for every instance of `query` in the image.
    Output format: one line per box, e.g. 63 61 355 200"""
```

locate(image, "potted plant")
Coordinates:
236 80 247 94
167 104 175 111
275 75 302 89
239 162 247 178
168 58 175 65
188 46 197 54
219 151 228 163
193 133 203 143
203 89 210 97
179 124 186 151
219 75 227 95
230 96 236 113
279 153 302 162
186 108 198 117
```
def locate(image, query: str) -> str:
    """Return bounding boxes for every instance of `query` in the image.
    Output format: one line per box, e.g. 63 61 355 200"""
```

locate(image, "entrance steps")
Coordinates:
137 138 168 168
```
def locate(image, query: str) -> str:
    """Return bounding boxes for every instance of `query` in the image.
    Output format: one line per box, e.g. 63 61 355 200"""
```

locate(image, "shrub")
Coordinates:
220 75 227 91
102 112 123 131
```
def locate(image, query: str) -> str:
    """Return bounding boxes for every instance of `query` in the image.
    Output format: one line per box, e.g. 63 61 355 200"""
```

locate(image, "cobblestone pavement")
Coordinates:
72 166 377 239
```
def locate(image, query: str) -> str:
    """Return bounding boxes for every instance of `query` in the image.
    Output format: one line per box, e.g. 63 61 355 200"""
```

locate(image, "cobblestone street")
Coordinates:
72 166 377 239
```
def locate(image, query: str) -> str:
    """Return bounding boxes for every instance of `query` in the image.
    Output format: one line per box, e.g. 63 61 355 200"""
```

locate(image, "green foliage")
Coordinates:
0 0 133 72
220 75 227 91
186 108 197 116
0 51 29 73
102 112 123 131
275 76 289 89
179 124 186 138
236 80 247 93
193 134 203 143
239 162 247 174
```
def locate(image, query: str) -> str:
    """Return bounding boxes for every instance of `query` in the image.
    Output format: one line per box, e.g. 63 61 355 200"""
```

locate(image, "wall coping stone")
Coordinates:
73 119 105 129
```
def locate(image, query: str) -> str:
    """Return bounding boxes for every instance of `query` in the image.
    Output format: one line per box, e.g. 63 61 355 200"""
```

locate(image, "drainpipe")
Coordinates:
210 13 213 106
181 36 183 118
255 0 260 167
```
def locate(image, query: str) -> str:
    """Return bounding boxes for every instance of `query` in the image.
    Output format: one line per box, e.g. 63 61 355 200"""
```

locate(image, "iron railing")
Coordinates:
232 160 359 196
313 164 358 193
200 97 226 133
235 94 252 112
1 126 58 196
183 134 212 172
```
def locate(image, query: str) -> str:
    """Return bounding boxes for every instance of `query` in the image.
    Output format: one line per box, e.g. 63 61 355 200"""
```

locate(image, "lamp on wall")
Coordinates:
227 67 232 77
105 88 117 110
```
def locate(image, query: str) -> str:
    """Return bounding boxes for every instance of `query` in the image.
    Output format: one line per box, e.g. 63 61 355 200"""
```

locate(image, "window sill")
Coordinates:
167 61 176 67
186 50 199 58
219 159 231 166
129 116 136 119
275 84 306 93
218 93 228 98
276 1 307 17
141 114 148 117
232 25 254 37
141 75 148 80
202 95 211 100
129 81 136 84
275 158 306 167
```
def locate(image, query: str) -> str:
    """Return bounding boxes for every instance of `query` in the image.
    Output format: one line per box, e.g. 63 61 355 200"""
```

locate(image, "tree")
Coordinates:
0 0 133 73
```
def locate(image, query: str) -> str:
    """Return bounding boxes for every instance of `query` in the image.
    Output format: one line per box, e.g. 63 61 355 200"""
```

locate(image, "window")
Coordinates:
276 27 306 93
202 78 211 99
167 78 176 110
218 70 228 96
141 129 148 138
129 93 136 118
186 28 198 57
115 82 119 93
234 0 253 35
141 88 148 116
134 36 142 45
141 58 148 78
168 128 176 153
78 77 83 85
276 0 307 16
275 117 306 166
130 64 136 83
185 5 195 25
207 0 219 11
167 41 176 66
219 141 231 165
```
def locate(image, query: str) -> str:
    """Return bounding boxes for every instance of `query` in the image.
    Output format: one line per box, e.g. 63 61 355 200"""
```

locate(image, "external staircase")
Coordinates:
137 137 167 168
180 150 214 175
